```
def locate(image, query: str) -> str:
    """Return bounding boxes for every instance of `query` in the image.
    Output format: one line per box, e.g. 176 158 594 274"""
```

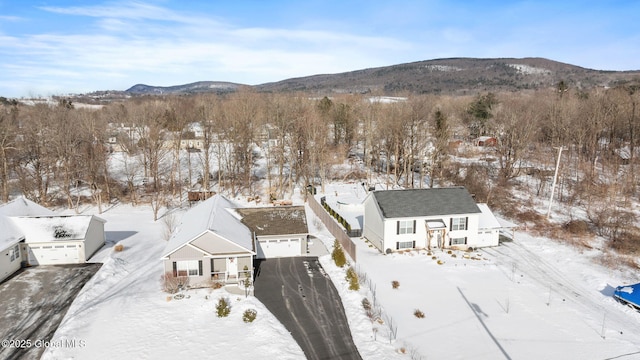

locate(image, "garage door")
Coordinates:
256 238 301 259
28 244 81 265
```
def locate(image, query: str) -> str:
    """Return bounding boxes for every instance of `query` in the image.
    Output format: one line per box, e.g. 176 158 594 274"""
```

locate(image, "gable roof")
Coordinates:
0 196 56 217
371 187 480 219
10 215 102 243
0 215 24 250
161 194 254 258
0 196 57 250
477 203 502 230
236 206 308 236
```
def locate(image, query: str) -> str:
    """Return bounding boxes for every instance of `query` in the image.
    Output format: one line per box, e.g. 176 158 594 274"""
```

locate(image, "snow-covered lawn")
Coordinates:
44 201 640 360
352 236 640 359
43 205 304 360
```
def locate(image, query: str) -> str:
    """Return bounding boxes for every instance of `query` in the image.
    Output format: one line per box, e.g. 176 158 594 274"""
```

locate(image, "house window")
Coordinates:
450 237 467 246
396 241 416 250
397 220 416 234
175 260 202 277
450 217 468 231
9 244 19 262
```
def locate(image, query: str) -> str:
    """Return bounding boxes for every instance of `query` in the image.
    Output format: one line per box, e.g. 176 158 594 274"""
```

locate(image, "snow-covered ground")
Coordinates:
43 205 305 360
42 199 640 359
43 194 640 359
352 233 640 359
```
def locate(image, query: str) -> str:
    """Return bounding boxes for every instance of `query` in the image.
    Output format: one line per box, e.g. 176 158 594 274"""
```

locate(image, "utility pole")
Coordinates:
547 146 565 218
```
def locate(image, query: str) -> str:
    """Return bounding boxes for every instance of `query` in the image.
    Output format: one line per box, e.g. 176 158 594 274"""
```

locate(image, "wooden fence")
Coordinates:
307 194 357 262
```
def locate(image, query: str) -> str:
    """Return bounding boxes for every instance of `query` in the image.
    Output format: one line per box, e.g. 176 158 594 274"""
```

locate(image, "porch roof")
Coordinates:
425 219 447 230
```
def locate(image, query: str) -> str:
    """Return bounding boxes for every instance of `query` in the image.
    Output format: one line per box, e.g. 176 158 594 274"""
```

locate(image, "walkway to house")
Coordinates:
254 257 361 360
307 235 330 257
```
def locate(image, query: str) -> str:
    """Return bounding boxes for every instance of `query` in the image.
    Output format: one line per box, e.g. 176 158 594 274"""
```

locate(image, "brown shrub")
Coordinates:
563 220 590 235
113 244 124 252
610 230 640 255
414 309 425 318
161 272 189 294
515 210 545 224
391 280 400 289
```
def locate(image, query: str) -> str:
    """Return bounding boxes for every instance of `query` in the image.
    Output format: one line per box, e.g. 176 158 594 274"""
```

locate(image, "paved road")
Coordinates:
0 264 101 360
254 257 361 360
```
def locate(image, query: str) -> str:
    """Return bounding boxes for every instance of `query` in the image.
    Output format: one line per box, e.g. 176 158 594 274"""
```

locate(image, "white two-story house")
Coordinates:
363 187 499 254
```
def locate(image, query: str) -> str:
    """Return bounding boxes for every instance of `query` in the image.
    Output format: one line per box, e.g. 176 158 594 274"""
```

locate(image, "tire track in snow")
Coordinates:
482 241 640 337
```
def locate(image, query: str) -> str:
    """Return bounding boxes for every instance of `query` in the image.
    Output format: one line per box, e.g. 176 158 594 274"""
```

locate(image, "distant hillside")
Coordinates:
255 57 640 95
125 81 245 95
73 58 640 101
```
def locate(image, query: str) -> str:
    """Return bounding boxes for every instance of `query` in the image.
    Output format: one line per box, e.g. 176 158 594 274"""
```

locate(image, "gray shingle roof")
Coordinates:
236 206 308 236
372 187 480 218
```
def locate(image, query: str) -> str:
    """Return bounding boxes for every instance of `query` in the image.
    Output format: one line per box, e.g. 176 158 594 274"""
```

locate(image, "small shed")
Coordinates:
474 136 497 147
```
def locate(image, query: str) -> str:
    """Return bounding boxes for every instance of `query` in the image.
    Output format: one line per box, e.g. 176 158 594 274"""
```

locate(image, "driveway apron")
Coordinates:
0 264 101 360
254 257 361 360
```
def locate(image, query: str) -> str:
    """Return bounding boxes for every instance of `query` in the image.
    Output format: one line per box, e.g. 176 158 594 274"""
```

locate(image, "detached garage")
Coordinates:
236 206 309 259
11 215 106 266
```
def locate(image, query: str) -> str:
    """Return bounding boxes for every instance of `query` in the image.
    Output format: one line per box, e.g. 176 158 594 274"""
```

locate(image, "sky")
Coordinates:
1 0 639 98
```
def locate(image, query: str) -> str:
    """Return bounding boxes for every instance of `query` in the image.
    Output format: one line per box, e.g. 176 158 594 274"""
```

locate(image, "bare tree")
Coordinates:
133 100 171 220
0 102 19 202
15 104 55 205
78 109 111 213
220 89 262 196
493 95 538 182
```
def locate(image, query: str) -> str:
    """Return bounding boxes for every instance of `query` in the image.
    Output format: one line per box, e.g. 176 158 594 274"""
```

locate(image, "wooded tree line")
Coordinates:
0 85 638 229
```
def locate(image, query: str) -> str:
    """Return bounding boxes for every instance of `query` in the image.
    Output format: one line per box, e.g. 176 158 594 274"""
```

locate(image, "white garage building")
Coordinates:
0 197 106 276
12 215 106 265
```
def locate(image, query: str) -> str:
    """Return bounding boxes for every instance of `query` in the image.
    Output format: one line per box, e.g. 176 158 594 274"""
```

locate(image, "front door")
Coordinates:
429 230 444 249
227 257 238 280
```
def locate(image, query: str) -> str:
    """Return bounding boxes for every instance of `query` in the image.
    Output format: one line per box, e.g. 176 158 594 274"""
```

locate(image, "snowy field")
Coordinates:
41 195 640 359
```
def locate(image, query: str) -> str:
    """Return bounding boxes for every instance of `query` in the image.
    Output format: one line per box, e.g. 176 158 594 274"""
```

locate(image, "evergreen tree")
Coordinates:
331 239 347 267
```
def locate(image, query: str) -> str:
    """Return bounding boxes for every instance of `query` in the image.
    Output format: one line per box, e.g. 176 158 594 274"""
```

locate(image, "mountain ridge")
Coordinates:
81 57 640 101
125 81 244 95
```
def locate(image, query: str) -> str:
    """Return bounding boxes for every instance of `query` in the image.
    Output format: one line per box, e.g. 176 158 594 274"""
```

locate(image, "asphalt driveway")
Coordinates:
0 264 101 360
254 257 361 360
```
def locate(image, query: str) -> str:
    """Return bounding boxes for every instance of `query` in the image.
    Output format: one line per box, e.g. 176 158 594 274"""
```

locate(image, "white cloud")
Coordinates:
0 15 23 22
39 1 200 23
3 0 637 97
1 1 412 96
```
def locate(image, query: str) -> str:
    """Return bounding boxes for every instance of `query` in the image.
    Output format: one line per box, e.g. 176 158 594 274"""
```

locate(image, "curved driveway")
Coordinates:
254 257 361 360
